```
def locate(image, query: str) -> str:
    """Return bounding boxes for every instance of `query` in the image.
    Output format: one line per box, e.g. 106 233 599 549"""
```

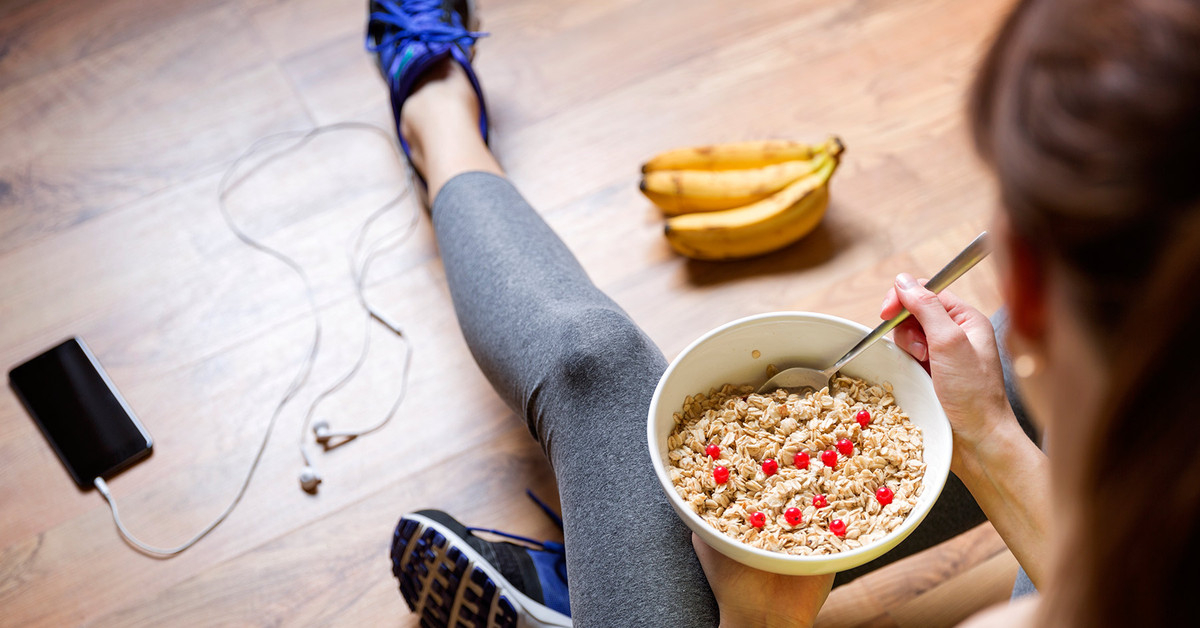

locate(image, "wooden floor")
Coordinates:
0 0 1019 625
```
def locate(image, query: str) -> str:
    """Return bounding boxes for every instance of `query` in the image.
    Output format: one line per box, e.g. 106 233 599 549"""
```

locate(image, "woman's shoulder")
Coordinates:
958 596 1039 628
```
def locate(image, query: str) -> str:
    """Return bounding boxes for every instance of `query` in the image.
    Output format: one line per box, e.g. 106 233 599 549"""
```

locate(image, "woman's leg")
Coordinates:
404 60 720 626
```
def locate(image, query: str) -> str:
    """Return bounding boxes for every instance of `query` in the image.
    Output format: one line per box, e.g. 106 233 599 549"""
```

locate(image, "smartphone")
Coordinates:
9 337 153 489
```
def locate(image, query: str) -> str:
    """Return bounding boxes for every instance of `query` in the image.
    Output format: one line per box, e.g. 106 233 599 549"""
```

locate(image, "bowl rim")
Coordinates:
647 310 952 567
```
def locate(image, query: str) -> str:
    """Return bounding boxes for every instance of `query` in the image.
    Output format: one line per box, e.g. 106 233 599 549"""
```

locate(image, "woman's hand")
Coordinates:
882 273 1015 471
882 273 1053 585
692 533 833 628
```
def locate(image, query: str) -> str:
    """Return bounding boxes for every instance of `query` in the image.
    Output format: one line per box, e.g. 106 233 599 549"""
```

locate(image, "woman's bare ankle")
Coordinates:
396 58 502 200
399 59 480 174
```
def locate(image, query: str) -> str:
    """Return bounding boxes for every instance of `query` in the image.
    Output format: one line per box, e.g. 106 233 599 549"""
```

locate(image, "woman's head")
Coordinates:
970 0 1200 625
973 0 1200 340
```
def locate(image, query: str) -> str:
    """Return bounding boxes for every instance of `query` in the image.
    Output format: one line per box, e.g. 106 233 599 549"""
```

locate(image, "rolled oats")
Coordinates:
668 375 925 555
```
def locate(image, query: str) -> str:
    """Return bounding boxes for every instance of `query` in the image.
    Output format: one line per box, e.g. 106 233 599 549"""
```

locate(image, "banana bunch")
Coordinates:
639 137 844 260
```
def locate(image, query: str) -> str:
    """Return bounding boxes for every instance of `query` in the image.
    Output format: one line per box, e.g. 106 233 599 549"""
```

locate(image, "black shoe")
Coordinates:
391 509 572 627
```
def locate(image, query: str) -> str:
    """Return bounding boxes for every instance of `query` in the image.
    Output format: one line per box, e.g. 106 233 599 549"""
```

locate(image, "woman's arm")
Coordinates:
884 273 1052 586
951 406 1051 586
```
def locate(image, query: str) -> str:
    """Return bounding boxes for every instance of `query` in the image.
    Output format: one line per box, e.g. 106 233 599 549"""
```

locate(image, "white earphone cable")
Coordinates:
299 192 420 466
95 122 414 557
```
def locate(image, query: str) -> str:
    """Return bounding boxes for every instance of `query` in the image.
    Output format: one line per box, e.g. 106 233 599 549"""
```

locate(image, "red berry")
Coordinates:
813 494 828 508
830 519 847 537
714 466 729 484
794 451 810 469
785 507 803 526
856 409 871 428
705 443 721 459
836 438 854 457
750 511 767 528
876 485 894 505
821 449 837 468
762 458 778 476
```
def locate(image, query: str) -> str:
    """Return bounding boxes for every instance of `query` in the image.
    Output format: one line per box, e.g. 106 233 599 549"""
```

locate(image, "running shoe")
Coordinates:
365 0 489 160
391 509 572 627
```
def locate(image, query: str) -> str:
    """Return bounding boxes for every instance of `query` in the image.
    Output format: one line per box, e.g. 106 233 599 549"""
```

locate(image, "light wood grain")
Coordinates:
0 0 1023 625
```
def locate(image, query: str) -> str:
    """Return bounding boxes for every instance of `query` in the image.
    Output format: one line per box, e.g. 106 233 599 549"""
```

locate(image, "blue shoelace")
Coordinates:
367 0 487 80
467 490 565 554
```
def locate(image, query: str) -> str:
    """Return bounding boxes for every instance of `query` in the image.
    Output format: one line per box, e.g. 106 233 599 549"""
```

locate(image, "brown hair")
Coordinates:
970 0 1200 625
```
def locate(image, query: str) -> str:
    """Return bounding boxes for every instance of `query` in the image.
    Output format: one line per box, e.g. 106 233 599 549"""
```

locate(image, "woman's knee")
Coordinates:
548 306 664 391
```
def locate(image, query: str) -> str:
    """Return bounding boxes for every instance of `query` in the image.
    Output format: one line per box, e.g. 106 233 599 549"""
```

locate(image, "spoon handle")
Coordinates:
825 231 991 376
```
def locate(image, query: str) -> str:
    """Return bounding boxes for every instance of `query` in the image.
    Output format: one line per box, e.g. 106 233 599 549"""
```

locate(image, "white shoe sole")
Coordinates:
391 513 573 628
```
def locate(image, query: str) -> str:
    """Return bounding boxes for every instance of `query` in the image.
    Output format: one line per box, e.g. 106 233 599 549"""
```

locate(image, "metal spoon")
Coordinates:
756 231 991 395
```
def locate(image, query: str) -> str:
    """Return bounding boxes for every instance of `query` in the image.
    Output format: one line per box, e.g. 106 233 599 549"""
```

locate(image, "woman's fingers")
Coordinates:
882 276 937 363
882 276 995 367
892 273 965 350
881 286 904 320
892 317 929 363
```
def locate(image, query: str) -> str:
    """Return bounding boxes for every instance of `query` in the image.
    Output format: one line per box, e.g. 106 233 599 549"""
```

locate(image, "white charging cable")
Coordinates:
94 123 415 557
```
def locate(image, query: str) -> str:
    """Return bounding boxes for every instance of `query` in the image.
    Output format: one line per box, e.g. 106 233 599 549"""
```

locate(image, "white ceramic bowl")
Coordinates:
648 312 951 575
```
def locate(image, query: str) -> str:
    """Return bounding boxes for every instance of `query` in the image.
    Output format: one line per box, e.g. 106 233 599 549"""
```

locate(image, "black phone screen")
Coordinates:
9 337 152 489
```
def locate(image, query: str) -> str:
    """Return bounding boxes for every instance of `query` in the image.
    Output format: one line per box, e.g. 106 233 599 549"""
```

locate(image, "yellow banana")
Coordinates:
640 156 826 215
641 136 842 172
663 155 838 261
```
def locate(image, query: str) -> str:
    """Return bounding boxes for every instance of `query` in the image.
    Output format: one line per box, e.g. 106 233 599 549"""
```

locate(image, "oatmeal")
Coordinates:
666 375 925 555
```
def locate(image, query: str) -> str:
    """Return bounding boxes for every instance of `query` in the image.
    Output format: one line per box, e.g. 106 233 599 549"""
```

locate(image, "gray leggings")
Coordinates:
432 172 1032 626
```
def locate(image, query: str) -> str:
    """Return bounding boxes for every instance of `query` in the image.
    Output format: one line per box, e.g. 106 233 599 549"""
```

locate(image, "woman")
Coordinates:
955 0 1200 623
372 0 1200 625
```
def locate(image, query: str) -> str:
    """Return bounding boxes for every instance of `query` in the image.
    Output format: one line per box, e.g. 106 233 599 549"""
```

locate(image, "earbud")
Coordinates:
296 221 411 495
313 420 333 444
299 466 322 492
